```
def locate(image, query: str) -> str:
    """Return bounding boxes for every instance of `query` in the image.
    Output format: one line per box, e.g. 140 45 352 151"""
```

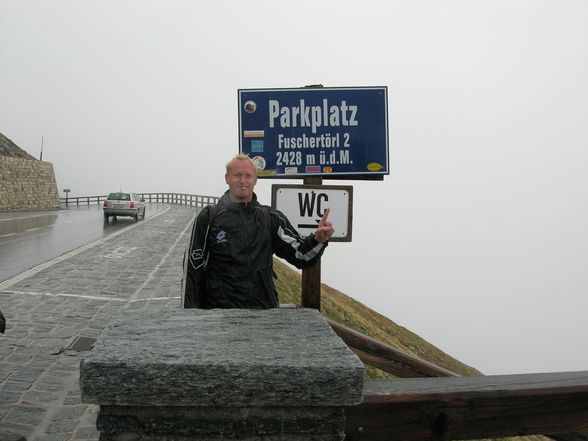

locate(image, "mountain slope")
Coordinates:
273 258 481 377
0 132 35 159
273 257 549 441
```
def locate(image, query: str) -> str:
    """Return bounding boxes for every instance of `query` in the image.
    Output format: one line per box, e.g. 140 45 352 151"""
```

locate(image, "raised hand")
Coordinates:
315 208 335 243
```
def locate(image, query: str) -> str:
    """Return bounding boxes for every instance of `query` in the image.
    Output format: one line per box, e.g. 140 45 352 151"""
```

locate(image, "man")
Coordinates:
182 154 334 309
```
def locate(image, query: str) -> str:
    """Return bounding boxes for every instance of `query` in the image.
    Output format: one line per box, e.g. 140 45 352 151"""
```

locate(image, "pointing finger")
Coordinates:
320 208 330 224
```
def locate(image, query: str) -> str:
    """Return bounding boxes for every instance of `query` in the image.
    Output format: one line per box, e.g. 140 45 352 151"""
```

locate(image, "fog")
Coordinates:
1 0 587 374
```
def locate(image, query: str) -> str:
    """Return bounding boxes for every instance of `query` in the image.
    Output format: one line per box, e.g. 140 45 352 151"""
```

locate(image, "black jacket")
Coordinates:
182 191 327 309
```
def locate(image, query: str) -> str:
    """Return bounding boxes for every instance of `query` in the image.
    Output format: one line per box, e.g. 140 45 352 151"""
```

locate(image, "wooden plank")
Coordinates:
345 372 588 441
551 432 588 441
328 320 458 378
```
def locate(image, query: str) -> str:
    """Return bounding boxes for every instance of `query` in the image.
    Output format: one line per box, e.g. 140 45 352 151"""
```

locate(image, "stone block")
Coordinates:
80 308 364 408
96 405 345 440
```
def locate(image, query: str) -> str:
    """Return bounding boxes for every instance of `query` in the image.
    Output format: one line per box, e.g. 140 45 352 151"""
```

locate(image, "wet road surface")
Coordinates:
0 204 197 440
0 203 168 282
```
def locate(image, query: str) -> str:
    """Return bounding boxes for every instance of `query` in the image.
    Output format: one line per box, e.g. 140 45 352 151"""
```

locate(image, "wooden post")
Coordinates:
301 176 323 310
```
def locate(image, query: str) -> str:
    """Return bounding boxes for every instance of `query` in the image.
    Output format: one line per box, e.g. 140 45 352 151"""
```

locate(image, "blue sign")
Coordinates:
238 86 389 178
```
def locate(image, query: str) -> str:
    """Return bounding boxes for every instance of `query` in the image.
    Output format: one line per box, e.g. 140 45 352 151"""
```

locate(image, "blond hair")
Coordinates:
225 154 256 174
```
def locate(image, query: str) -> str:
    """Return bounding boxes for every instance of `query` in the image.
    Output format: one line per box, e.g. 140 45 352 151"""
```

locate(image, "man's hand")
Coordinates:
315 208 334 243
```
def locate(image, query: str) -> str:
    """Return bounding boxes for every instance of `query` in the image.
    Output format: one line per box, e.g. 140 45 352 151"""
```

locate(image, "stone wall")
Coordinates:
80 308 365 441
0 156 61 210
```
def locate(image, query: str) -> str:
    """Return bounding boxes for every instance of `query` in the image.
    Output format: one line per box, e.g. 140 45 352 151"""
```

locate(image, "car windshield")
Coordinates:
108 193 130 201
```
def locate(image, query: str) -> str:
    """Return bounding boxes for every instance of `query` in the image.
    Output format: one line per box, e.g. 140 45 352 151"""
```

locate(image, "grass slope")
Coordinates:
273 258 549 441
273 258 481 377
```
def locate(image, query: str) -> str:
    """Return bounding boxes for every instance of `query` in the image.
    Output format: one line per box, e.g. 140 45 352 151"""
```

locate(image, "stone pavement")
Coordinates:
0 204 198 440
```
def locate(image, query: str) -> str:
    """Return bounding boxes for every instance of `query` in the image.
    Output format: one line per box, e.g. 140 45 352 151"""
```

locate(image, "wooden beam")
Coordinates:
551 432 588 441
301 259 321 309
345 372 588 441
301 176 323 310
328 320 458 378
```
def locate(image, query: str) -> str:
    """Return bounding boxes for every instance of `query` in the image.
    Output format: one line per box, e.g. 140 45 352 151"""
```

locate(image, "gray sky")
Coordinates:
1 0 587 375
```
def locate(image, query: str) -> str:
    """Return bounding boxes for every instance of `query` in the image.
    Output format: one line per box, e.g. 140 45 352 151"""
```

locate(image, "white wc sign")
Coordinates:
271 184 353 242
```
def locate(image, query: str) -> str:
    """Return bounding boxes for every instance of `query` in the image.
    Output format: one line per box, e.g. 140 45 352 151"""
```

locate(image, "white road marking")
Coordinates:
104 246 138 259
0 205 171 291
2 290 181 302
0 213 58 222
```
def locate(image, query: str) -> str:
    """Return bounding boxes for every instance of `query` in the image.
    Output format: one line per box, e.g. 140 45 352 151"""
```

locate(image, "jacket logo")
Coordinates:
215 231 227 243
190 249 203 261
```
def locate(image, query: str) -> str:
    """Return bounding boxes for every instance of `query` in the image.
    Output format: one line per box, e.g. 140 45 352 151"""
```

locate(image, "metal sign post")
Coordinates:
238 86 389 310
63 188 70 207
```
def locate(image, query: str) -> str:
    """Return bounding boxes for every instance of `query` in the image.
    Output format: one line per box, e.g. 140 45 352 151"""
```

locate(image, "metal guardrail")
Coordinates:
140 193 219 207
59 193 219 208
59 195 106 206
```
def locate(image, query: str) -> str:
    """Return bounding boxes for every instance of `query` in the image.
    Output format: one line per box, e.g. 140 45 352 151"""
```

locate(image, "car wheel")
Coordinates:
103 212 109 220
134 211 138 221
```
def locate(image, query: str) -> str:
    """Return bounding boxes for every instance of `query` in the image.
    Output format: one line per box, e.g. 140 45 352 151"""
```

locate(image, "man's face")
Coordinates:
225 159 258 202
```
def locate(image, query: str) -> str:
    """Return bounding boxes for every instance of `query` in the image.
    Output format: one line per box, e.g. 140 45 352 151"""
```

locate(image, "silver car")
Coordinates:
103 192 146 221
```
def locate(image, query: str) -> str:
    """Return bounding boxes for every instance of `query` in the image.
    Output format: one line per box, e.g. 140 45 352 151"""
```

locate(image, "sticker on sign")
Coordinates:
271 184 353 242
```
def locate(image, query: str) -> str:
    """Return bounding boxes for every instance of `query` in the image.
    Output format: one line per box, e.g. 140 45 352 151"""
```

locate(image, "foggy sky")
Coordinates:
1 0 587 375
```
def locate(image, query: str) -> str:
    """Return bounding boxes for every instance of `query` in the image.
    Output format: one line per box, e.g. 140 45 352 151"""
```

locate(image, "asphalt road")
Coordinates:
0 203 167 282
